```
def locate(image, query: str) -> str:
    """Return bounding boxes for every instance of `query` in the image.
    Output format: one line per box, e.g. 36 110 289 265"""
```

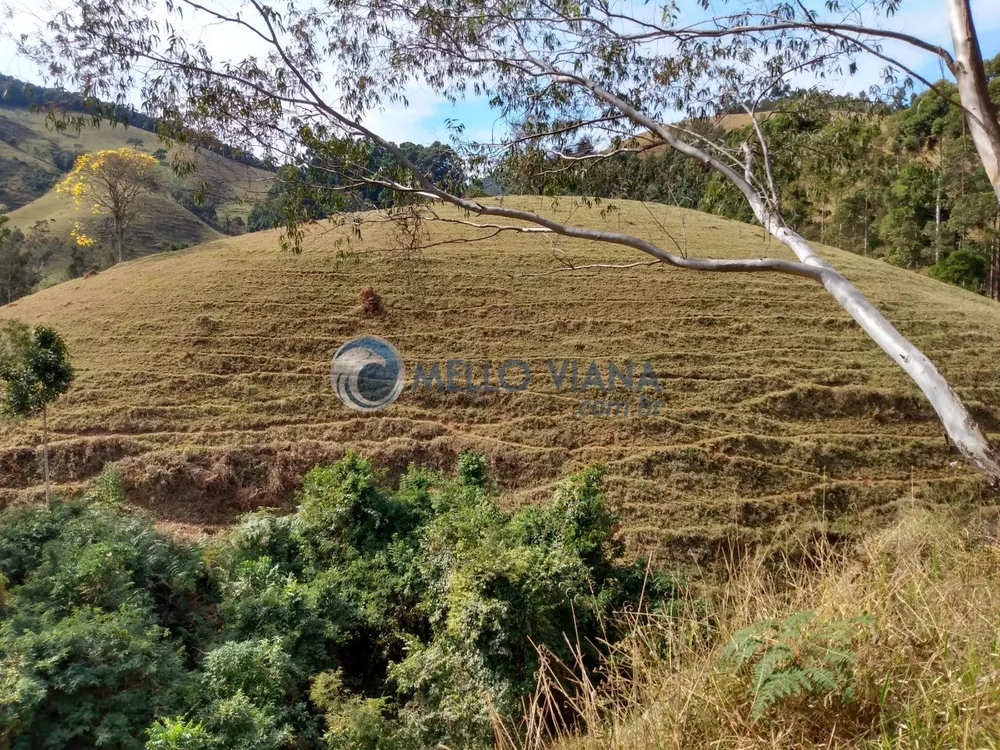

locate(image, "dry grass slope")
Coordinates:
0 197 997 564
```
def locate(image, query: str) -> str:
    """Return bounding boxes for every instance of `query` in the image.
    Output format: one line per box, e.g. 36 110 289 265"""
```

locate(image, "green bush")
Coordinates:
0 604 188 749
145 716 214 750
929 249 988 293
0 454 683 749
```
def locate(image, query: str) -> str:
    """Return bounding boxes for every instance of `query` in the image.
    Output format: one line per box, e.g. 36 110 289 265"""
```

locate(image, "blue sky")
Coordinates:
3 0 999 145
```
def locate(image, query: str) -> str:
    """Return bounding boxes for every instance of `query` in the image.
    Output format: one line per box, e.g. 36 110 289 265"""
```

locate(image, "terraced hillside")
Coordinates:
1 197 998 564
0 105 273 279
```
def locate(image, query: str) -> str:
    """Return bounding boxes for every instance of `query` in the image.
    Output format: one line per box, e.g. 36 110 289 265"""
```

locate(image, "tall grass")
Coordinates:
499 508 1000 749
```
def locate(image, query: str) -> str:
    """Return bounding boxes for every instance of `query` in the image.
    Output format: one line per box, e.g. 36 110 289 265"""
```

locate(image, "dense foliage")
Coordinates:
247 140 467 233
0 454 679 749
0 216 62 303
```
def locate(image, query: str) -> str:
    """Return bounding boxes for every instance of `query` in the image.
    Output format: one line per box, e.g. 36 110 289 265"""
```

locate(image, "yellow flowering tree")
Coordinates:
57 148 159 263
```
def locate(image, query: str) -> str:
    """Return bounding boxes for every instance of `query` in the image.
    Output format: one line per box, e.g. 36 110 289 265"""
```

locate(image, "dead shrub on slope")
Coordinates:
357 285 385 316
191 314 223 334
498 508 1000 749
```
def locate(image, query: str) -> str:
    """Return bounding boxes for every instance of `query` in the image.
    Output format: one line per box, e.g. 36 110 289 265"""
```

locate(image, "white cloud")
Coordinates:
361 86 453 145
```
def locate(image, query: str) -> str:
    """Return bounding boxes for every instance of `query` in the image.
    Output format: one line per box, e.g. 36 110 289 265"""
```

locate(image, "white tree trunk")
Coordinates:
565 73 1000 486
947 0 1000 204
863 196 869 256
935 171 942 264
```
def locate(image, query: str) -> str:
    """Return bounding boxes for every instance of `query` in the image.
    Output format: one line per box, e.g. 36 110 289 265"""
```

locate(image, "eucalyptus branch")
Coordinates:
742 104 780 211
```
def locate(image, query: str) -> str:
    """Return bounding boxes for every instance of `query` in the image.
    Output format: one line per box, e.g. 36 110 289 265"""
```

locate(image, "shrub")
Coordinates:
0 604 188 750
0 453 682 750
203 638 298 706
0 470 207 749
310 670 397 750
222 215 246 235
50 147 83 172
145 717 214 750
216 557 344 669
201 691 295 750
929 249 987 293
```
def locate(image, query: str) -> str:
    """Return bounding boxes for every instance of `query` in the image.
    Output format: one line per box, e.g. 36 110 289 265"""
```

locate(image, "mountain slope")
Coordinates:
9 183 224 264
0 105 273 278
0 198 997 560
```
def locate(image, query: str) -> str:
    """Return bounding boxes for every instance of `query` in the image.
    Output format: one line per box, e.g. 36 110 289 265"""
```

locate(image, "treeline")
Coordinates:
500 56 1000 298
0 454 679 749
0 74 275 173
247 140 467 232
0 216 66 303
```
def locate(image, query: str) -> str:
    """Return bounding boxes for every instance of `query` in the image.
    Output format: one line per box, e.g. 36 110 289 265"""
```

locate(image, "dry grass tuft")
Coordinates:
191 314 224 334
500 508 1000 749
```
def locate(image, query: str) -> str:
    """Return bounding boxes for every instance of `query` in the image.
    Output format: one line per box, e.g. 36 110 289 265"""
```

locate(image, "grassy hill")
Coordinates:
0 197 997 564
0 105 273 279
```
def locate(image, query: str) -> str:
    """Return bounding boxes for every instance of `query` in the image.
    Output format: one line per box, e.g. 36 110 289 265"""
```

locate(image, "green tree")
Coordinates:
879 163 938 269
0 216 40 303
809 115 890 254
0 322 74 504
941 134 1000 298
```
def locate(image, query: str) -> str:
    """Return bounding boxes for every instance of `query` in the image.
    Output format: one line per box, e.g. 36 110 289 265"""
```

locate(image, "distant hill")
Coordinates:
0 73 273 172
0 198 996 562
0 105 274 281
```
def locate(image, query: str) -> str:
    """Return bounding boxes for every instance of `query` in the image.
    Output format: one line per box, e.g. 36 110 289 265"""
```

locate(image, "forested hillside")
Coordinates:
0 72 273 182
0 105 276 269
0 73 479 297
